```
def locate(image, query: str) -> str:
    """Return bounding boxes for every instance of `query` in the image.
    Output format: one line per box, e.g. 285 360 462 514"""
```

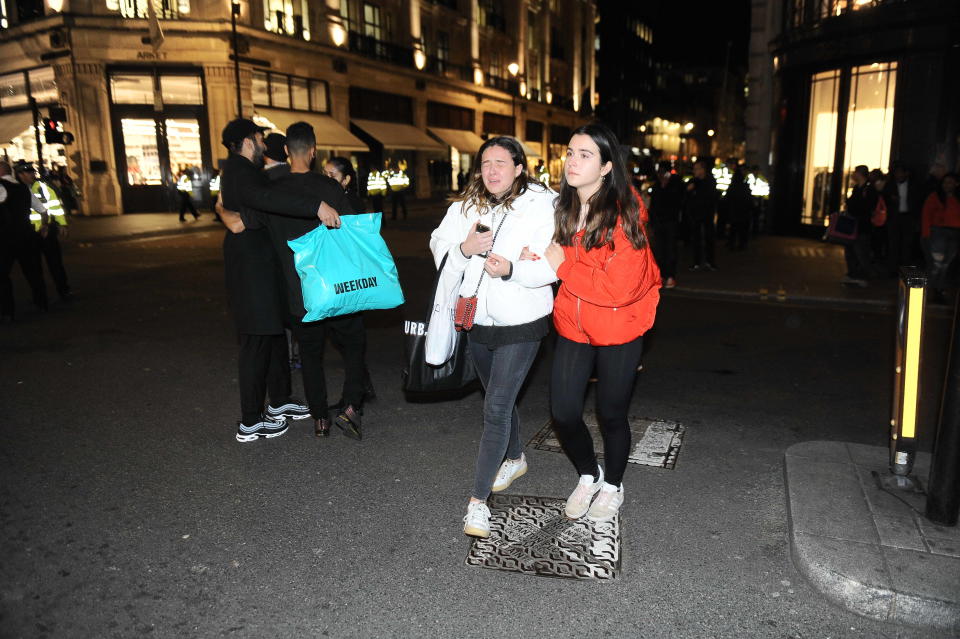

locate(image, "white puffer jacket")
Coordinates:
429 183 558 327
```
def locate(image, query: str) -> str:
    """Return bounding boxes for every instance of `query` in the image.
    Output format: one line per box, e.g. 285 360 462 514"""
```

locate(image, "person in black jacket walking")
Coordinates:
0 160 47 321
684 160 719 271
842 165 877 287
217 118 340 443
649 162 684 288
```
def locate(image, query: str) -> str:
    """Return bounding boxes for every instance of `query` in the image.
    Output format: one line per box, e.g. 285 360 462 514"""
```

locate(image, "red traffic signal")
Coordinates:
41 116 72 145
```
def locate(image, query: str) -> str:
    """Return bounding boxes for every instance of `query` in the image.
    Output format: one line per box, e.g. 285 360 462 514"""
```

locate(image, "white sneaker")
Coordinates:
564 466 604 519
463 501 491 538
587 482 624 522
491 454 528 492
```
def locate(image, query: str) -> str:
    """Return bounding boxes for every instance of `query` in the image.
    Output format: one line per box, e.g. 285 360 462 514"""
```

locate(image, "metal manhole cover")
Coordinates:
527 415 685 469
465 494 620 580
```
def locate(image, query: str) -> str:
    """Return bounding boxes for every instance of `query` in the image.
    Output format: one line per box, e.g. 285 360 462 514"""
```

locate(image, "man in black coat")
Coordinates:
649 162 684 288
0 160 47 321
842 164 877 286
683 159 719 271
218 118 341 443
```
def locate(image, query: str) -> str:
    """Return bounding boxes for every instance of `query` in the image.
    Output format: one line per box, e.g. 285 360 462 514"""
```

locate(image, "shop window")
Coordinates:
28 67 57 103
841 62 897 196
269 72 290 108
160 75 203 105
110 74 154 105
165 118 203 177
427 101 473 131
801 70 839 225
263 0 310 39
309 81 328 113
121 118 163 185
0 72 28 109
482 112 514 136
252 70 270 106
255 71 328 113
525 119 543 142
291 77 309 111
349 86 412 124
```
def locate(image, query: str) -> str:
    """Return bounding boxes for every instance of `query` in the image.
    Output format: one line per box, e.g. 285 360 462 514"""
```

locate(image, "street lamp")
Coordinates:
507 62 519 77
707 129 715 137
231 0 242 117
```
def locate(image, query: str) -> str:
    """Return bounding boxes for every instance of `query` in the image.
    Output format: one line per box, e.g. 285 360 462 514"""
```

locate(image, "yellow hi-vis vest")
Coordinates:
386 169 409 192
209 174 220 195
366 170 387 197
177 173 193 193
30 180 66 231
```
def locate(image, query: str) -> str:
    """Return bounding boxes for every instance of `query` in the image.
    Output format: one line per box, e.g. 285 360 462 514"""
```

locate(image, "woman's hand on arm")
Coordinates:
483 253 512 278
544 242 565 272
217 195 246 234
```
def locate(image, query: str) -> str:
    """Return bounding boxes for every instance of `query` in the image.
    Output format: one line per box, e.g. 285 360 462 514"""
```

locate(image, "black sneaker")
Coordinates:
266 400 311 421
236 416 288 442
335 405 362 440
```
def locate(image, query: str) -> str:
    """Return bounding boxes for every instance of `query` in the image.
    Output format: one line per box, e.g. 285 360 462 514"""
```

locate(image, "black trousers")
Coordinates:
690 218 716 267
238 333 292 425
550 335 645 487
178 191 198 219
292 313 366 420
650 221 678 280
40 224 70 297
390 192 408 220
1 236 47 317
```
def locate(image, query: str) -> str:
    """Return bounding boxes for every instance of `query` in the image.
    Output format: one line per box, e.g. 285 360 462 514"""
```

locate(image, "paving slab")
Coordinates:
785 440 960 632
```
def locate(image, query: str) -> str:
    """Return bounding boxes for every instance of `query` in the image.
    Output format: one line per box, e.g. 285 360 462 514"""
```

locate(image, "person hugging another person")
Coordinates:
543 122 662 523
429 136 557 538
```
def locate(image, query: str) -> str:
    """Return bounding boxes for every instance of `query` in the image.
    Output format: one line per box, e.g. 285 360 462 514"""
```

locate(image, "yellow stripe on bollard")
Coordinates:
900 287 924 439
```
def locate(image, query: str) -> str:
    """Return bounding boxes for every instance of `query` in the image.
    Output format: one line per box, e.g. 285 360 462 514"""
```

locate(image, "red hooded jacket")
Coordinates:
553 193 661 346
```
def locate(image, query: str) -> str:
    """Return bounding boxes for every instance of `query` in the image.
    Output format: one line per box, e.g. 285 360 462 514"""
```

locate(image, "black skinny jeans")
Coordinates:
292 313 366 420
550 335 645 487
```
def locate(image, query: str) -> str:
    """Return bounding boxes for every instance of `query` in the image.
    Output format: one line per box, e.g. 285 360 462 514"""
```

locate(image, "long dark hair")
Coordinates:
936 172 960 204
449 136 537 215
327 156 359 194
553 122 646 251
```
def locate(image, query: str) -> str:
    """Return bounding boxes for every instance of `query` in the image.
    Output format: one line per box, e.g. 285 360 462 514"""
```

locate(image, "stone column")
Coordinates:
542 5 551 103
587 0 596 111
572 2 581 112
470 0 481 85
205 64 250 164
413 96 430 199
54 62 122 215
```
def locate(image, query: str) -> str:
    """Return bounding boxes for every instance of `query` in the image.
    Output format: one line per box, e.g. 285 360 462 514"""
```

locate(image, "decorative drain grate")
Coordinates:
527 415 685 469
465 494 620 580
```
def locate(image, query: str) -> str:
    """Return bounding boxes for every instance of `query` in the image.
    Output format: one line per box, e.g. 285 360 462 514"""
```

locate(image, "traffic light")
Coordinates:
41 116 73 145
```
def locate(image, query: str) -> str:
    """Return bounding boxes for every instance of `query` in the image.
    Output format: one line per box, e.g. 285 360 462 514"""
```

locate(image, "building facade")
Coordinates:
0 0 596 215
747 0 960 234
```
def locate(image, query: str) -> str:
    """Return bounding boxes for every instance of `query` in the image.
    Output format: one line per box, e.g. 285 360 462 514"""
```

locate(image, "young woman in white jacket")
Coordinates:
429 136 557 538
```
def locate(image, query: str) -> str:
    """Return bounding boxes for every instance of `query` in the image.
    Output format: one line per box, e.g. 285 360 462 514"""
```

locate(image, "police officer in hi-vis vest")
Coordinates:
0 160 48 320
15 162 71 301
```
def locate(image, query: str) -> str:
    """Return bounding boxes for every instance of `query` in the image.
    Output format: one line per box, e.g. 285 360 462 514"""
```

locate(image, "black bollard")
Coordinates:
890 268 927 476
925 292 960 526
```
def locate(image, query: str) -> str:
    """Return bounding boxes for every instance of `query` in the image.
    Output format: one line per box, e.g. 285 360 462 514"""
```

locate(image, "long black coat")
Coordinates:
220 153 322 334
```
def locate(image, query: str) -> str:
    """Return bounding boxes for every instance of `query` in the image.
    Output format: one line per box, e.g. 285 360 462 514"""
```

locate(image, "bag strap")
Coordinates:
467 208 508 297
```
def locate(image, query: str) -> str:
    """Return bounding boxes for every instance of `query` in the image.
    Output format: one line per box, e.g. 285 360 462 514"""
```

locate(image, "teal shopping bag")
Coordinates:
288 213 404 321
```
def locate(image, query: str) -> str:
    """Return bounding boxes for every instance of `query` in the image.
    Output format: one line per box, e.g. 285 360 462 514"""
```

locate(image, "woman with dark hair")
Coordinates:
324 156 364 214
543 122 661 522
429 136 557 538
921 172 960 303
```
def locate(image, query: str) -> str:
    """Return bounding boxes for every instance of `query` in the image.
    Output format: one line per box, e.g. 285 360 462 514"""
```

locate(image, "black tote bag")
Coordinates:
402 254 478 395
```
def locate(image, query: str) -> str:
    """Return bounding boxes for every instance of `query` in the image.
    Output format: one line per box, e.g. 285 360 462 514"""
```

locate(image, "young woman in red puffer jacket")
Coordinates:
543 122 661 523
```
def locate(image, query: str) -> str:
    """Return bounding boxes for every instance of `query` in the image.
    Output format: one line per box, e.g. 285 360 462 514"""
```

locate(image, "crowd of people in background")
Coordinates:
842 160 959 303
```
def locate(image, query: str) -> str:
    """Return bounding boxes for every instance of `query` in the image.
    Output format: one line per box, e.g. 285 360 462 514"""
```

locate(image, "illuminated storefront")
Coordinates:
769 0 959 233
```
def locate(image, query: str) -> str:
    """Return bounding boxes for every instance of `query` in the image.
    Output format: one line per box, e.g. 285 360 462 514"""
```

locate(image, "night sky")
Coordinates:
647 0 752 70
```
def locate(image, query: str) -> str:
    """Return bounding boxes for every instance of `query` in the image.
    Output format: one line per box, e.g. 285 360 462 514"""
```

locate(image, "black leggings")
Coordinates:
550 335 645 486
